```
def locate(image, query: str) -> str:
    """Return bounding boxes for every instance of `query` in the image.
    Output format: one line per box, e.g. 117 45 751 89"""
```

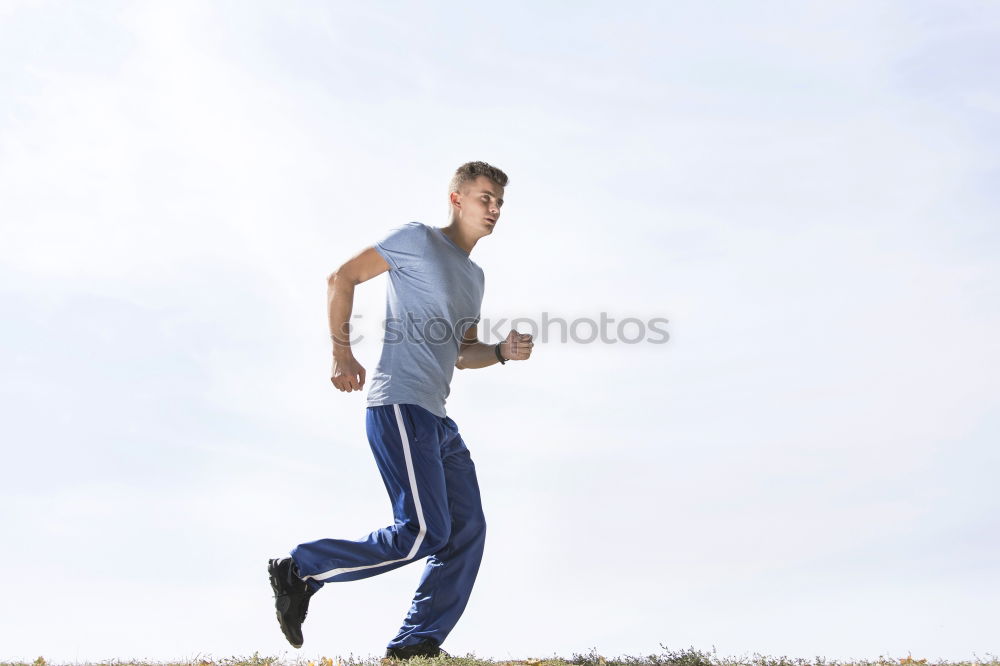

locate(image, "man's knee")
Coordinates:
455 509 486 545
420 522 452 554
472 511 487 541
396 497 451 553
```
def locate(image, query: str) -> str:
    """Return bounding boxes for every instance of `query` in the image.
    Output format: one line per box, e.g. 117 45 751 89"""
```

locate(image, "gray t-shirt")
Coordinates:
365 221 485 418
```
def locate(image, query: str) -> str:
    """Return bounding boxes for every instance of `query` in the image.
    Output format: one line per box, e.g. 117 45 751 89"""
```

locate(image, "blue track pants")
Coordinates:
290 403 487 649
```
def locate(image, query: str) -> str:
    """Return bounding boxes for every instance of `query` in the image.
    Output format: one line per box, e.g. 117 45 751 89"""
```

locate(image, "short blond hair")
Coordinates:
448 161 509 195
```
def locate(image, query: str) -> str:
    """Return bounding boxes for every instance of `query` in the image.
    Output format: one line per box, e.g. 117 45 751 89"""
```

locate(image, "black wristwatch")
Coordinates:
494 343 507 365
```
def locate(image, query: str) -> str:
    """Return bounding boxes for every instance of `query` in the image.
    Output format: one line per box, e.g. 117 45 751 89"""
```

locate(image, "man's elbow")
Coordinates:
328 267 355 287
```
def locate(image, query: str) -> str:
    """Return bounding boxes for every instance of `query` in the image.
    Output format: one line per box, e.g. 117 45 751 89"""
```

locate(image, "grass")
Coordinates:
4 646 999 666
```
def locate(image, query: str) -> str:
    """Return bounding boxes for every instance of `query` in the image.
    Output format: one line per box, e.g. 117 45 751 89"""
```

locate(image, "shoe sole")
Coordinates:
384 643 448 660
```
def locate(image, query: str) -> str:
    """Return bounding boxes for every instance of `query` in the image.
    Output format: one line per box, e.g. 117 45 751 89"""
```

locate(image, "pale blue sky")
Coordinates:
1 1 998 663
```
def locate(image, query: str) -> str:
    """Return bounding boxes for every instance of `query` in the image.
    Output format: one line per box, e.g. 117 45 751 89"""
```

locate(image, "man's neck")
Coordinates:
441 222 478 254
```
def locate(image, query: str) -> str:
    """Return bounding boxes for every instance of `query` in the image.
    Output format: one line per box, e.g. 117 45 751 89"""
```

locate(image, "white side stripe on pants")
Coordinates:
305 404 428 581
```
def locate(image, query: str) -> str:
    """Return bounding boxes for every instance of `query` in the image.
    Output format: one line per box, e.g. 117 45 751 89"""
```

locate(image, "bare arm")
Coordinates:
456 324 534 370
329 246 390 392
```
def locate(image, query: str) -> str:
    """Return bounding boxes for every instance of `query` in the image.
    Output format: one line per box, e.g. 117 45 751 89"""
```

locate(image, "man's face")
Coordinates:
455 175 504 233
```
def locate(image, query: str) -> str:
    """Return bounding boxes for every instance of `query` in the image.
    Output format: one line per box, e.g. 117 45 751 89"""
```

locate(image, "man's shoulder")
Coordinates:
377 221 430 247
374 221 432 270
383 220 428 235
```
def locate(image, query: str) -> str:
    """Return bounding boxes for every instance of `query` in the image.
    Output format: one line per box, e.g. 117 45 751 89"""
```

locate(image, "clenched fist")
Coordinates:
331 354 366 392
500 329 533 361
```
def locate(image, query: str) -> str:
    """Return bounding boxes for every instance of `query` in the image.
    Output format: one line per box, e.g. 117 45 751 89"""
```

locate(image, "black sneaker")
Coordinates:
267 557 314 648
384 639 450 660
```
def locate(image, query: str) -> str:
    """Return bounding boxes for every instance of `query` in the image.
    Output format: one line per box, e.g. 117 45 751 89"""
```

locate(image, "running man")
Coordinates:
268 161 534 659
